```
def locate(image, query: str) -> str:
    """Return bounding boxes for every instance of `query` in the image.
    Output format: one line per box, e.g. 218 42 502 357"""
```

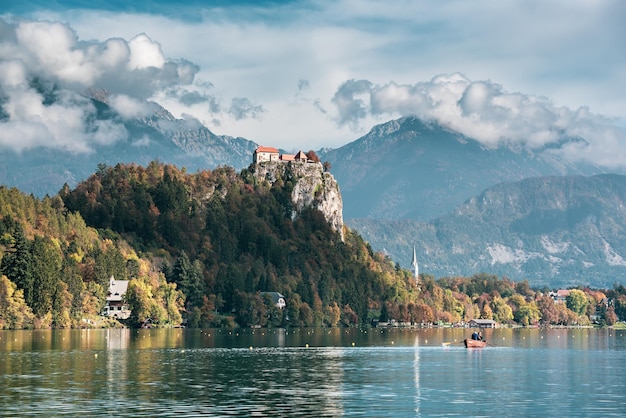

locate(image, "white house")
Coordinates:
102 276 131 319
253 146 280 163
261 292 286 309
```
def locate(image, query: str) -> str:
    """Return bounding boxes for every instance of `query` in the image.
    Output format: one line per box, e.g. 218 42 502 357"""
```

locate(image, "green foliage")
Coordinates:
29 236 62 317
566 289 589 316
0 163 622 329
0 275 35 329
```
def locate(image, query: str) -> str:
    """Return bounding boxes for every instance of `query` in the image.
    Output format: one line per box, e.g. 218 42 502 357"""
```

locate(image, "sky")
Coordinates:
1 0 626 168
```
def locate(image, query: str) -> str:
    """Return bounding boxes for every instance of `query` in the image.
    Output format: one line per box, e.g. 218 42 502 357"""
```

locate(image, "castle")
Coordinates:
253 146 311 164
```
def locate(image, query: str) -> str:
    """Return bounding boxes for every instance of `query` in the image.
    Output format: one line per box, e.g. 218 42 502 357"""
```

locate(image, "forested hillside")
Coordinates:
1 162 625 329
0 185 171 329
60 161 419 327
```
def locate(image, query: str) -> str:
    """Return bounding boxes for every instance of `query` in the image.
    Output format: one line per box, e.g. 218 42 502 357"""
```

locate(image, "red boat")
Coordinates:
464 338 487 348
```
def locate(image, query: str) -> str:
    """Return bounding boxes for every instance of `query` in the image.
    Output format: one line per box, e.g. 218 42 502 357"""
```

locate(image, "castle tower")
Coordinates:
411 246 419 283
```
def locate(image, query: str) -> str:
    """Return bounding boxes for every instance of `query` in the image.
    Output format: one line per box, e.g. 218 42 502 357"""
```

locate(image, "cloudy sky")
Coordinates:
1 0 625 167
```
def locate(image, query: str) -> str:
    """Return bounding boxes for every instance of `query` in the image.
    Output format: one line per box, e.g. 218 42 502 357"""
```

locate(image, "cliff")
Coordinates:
251 161 344 240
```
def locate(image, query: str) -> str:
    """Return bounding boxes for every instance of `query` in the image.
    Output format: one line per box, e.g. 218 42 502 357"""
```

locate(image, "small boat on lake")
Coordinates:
464 338 487 348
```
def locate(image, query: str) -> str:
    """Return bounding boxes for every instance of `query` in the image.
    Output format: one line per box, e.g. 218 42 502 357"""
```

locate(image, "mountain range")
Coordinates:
0 92 258 197
350 174 626 289
2 95 626 288
319 116 608 222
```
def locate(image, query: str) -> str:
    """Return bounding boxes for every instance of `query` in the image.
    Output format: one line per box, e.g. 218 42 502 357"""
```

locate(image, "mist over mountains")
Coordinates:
2 88 626 288
319 116 608 222
0 92 258 196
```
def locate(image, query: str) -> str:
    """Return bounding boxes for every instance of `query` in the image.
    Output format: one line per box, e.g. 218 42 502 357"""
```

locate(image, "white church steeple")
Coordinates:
411 246 419 283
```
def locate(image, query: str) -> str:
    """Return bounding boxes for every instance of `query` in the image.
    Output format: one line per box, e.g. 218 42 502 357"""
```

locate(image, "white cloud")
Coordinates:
0 82 124 153
332 74 626 168
0 60 28 88
127 33 165 70
0 17 197 152
1 0 625 165
109 94 151 119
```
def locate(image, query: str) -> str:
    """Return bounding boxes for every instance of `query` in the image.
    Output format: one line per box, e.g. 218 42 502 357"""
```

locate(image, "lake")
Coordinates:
0 327 625 416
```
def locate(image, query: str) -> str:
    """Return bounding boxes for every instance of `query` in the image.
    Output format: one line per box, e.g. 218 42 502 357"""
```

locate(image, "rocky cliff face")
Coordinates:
251 161 344 239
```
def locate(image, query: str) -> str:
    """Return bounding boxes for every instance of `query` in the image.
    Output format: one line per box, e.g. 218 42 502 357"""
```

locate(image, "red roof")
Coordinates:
255 146 279 153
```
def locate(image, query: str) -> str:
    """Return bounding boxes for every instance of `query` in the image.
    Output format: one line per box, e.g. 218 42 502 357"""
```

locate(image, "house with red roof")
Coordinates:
253 146 310 164
294 151 308 162
550 289 570 304
253 146 280 163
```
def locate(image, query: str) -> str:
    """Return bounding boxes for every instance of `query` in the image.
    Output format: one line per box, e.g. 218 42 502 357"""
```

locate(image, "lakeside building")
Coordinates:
101 277 131 319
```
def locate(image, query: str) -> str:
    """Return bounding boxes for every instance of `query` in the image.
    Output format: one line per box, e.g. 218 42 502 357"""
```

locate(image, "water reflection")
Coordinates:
413 335 421 416
0 327 625 416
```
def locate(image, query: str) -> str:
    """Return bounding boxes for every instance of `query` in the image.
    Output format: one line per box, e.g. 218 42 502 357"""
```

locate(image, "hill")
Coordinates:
59 161 418 327
350 174 626 288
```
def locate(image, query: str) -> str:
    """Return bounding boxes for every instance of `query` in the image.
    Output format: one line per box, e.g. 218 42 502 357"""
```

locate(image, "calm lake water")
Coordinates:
0 327 625 417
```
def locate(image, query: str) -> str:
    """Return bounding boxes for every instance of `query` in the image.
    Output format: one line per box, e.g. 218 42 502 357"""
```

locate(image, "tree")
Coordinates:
491 297 513 322
515 280 534 298
556 303 578 325
0 275 35 329
92 243 127 287
341 304 358 326
263 293 284 327
169 251 204 309
30 236 62 317
566 289 589 316
126 276 154 325
0 225 33 307
305 150 320 163
51 281 73 328
414 304 434 324
515 303 541 326
537 294 559 325
324 302 341 327
233 291 266 327
604 306 618 325
158 281 184 326
480 303 493 320
615 295 626 321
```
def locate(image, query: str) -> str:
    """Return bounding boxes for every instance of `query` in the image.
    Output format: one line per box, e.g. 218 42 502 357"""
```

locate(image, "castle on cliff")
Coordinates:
253 146 311 164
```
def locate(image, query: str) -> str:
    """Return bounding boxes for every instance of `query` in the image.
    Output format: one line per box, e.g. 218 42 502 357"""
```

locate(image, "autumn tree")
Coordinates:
604 306 618 325
413 304 434 324
0 275 35 329
324 302 341 327
491 297 513 322
537 294 559 325
480 303 493 320
305 150 320 162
